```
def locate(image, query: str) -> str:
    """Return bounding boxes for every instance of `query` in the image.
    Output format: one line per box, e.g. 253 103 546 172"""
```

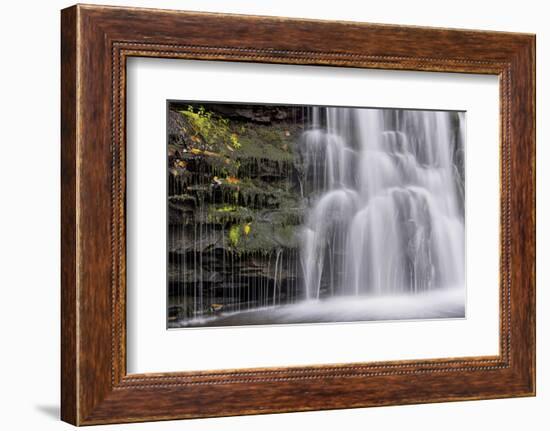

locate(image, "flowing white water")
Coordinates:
299 107 465 300
170 105 466 328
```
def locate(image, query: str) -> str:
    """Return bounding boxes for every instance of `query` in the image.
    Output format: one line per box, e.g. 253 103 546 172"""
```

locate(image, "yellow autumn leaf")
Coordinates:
190 148 202 155
243 223 251 235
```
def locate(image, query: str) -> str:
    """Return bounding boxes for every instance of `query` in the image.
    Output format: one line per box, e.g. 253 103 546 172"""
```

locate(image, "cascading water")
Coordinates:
168 102 465 328
299 107 465 301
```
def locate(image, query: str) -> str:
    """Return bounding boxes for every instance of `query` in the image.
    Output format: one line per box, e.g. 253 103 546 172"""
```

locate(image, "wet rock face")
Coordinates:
167 104 466 326
171 103 307 124
167 104 307 320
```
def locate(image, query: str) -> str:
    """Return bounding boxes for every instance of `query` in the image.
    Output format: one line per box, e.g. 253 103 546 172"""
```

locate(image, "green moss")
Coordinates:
217 178 296 205
230 221 300 253
215 208 302 253
236 125 295 162
180 106 241 150
208 204 255 224
173 107 303 180
228 224 241 246
170 106 306 255
216 205 237 213
230 133 241 149
177 107 242 176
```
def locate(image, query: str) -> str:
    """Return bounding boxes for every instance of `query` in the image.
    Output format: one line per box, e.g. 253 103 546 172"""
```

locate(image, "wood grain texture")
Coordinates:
60 5 78 425
60 4 536 425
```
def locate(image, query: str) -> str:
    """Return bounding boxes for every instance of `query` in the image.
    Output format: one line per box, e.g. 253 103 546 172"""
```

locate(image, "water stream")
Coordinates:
299 107 465 301
168 105 465 327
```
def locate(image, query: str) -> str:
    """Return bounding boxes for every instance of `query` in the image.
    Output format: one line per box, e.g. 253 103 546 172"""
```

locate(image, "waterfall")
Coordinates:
168 103 465 328
298 107 465 300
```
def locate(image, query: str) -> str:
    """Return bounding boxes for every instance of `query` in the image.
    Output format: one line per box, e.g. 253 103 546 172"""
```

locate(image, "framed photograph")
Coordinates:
61 4 536 425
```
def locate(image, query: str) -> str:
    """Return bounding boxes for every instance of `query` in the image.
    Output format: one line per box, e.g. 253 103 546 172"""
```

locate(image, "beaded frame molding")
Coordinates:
61 4 535 425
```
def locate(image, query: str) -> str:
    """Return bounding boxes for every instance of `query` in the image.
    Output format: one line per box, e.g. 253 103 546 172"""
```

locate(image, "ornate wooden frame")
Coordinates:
61 4 536 425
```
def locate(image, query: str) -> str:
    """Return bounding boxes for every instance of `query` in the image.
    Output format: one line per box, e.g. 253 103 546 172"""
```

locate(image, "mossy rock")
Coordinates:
227 220 300 253
170 106 302 168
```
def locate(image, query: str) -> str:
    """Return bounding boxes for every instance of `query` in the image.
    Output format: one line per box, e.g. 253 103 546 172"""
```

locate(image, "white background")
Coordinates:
127 59 499 373
0 0 547 430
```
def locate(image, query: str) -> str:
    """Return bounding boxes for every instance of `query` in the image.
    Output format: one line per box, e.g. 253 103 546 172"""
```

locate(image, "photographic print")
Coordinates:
167 102 465 328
